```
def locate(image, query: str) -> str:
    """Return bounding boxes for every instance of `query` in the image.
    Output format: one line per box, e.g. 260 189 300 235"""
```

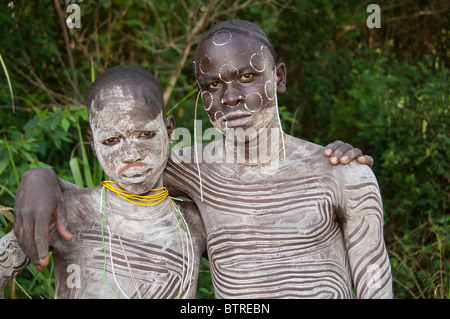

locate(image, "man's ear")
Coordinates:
86 130 97 157
275 62 287 94
165 114 176 143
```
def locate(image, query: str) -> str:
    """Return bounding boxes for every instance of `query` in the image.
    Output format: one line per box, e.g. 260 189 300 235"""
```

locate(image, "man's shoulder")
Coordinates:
339 160 378 185
287 135 375 176
286 135 327 164
287 135 324 154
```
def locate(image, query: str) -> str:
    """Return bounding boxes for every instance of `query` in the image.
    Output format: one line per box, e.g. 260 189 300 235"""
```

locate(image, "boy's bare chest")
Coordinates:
65 202 185 257
53 203 193 298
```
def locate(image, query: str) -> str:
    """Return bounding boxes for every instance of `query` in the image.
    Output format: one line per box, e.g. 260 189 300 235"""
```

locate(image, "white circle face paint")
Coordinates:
194 31 281 137
249 52 265 72
260 45 272 63
244 91 263 112
264 80 275 101
201 90 214 111
218 64 239 83
199 55 213 74
214 110 227 131
212 30 232 46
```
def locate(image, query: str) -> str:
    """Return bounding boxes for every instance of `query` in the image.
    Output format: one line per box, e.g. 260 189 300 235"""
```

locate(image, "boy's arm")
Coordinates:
14 167 74 271
0 231 30 298
340 165 392 298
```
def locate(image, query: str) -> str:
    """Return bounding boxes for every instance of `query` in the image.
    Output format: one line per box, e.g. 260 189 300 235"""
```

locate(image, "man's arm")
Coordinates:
340 164 392 298
14 167 74 271
0 231 30 298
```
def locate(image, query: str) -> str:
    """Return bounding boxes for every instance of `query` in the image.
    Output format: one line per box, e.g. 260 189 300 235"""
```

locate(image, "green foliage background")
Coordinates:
0 0 448 299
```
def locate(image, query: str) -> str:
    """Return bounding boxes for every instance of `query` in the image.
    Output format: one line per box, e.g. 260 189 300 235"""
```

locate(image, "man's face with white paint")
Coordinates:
194 31 286 141
88 85 171 195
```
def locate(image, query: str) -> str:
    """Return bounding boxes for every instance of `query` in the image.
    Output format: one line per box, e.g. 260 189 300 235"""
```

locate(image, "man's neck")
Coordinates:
224 126 286 165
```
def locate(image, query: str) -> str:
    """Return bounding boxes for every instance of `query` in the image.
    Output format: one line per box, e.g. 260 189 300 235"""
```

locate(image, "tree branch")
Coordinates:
53 0 79 99
162 2 220 104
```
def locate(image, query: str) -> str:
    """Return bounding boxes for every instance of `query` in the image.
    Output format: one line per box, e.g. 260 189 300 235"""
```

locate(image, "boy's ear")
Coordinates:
86 130 97 157
165 114 176 142
275 62 287 94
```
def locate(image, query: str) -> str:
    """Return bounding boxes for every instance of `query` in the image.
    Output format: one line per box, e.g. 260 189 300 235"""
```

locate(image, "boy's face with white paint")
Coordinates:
194 30 286 140
88 86 173 195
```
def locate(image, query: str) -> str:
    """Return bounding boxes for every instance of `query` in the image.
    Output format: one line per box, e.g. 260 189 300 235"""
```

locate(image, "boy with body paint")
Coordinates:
0 65 205 299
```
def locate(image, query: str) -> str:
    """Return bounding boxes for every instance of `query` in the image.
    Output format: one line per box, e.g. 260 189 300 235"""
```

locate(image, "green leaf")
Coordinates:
61 118 70 132
166 89 197 116
0 53 15 113
0 158 9 176
92 157 104 186
76 121 94 187
90 57 95 83
69 157 84 188
2 135 19 185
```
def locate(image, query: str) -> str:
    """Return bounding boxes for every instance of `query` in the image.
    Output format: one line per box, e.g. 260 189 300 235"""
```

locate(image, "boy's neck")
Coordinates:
99 177 170 215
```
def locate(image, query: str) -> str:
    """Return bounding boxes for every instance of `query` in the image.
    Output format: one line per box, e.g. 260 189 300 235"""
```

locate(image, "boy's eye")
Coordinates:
103 137 119 145
240 73 254 81
139 131 155 138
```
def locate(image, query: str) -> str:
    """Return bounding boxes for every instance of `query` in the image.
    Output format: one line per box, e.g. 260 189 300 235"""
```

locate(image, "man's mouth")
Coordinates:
223 112 252 128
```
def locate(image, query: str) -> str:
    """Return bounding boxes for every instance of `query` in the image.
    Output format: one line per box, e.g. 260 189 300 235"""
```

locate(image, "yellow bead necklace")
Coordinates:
100 181 168 206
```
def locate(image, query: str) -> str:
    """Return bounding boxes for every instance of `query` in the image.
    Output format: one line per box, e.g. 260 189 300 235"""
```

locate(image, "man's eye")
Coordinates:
240 73 254 81
103 137 119 145
208 82 221 89
139 131 155 138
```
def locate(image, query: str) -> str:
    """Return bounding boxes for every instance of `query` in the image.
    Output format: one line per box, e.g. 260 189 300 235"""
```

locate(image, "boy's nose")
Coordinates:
121 140 144 163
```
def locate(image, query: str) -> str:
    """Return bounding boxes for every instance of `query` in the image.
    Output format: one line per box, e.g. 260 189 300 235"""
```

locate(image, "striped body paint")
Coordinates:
167 134 392 298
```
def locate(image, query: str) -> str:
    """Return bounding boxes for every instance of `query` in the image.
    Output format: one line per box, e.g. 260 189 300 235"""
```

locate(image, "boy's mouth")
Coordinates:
121 168 154 187
118 162 149 177
123 168 152 178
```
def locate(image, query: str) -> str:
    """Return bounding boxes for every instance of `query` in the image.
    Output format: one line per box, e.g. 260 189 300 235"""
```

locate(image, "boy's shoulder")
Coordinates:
172 199 206 253
62 186 101 200
61 186 102 219
174 200 203 230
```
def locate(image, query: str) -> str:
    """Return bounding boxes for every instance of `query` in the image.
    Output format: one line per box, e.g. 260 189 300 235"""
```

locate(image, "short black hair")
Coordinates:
194 19 277 63
86 65 165 120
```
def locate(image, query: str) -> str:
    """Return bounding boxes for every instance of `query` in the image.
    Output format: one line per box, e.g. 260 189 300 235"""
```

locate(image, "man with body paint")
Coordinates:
10 20 390 298
170 19 391 298
0 66 205 299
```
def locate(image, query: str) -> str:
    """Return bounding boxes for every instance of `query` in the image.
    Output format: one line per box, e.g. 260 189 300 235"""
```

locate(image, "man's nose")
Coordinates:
221 86 243 108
